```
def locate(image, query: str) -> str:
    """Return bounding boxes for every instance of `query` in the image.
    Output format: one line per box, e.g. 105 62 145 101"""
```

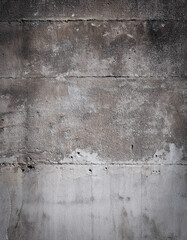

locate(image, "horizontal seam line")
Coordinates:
0 163 187 166
0 75 186 79
0 19 186 23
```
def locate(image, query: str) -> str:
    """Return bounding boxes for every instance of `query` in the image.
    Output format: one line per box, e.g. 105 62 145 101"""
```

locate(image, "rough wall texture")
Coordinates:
0 1 186 240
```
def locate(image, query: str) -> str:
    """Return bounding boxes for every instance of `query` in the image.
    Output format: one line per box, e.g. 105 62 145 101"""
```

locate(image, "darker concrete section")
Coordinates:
0 21 186 77
0 0 186 21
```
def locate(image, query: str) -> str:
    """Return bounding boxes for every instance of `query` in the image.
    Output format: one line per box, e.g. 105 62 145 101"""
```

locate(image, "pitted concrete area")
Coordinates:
0 1 186 240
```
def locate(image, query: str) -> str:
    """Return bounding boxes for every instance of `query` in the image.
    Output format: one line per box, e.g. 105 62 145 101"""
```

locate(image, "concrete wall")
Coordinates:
0 1 186 240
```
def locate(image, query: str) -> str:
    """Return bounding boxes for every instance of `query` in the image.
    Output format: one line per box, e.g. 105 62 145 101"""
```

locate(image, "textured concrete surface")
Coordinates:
0 1 187 240
0 21 186 77
0 77 186 165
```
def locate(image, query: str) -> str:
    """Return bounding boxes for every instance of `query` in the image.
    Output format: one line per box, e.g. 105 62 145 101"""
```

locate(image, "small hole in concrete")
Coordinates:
158 170 160 173
70 156 73 159
155 155 157 157
27 165 35 170
77 152 80 155
89 169 92 173
131 145 133 149
22 169 25 172
153 170 154 173
105 167 107 170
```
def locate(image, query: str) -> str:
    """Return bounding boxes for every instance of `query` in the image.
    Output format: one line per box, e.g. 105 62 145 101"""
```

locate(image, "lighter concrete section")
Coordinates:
0 165 186 240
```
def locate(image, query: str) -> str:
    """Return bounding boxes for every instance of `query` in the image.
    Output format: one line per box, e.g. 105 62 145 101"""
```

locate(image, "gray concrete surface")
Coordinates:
0 165 187 240
0 77 186 165
0 1 186 240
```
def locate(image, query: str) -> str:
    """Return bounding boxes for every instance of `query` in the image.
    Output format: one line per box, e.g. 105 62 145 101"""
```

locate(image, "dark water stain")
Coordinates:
147 21 173 45
101 33 136 74
1 88 28 108
14 202 24 230
8 210 38 240
1 77 43 159
21 25 32 60
142 214 178 239
120 207 134 240
57 196 94 206
0 22 35 65
0 25 20 45
145 20 182 65
123 209 128 217
120 225 134 240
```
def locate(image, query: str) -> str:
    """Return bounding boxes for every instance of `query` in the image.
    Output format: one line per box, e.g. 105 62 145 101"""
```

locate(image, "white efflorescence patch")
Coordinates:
52 44 60 54
126 33 134 39
41 65 52 76
154 143 184 164
55 74 67 82
60 148 104 164
166 143 184 163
